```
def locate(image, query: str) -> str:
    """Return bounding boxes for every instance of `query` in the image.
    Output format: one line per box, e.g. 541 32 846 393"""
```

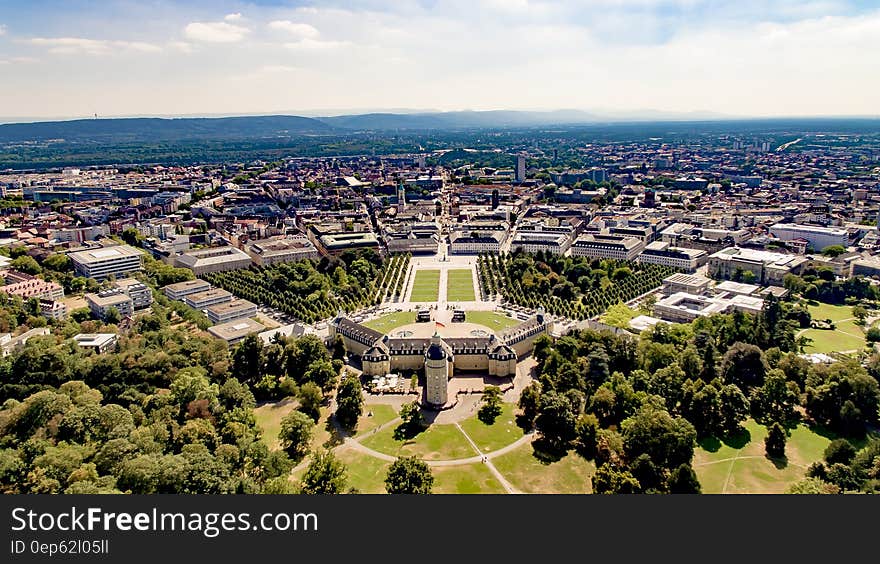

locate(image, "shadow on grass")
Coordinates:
722 428 752 450
698 436 722 453
322 416 346 449
392 422 426 443
766 454 789 469
515 414 534 432
531 437 567 464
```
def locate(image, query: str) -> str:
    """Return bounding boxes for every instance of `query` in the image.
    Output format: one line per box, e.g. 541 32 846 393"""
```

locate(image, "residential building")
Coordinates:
0 278 64 301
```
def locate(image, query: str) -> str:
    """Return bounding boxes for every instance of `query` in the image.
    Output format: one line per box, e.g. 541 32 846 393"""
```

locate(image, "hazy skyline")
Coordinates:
1 0 879 120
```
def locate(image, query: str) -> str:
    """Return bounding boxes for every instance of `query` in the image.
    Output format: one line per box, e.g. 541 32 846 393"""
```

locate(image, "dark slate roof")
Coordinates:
334 317 383 346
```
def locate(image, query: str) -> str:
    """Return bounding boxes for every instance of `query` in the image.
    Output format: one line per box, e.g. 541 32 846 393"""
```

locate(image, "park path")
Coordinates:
341 426 535 468
454 422 519 494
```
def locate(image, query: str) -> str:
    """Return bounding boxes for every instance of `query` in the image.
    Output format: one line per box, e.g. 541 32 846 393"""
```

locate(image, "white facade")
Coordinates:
769 223 848 251
69 245 144 280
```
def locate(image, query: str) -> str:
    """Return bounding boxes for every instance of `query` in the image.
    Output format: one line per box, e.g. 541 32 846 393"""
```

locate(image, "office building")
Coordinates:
69 245 144 280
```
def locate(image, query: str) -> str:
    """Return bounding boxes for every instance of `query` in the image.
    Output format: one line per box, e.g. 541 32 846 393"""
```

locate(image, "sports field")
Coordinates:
446 269 476 301
410 269 441 301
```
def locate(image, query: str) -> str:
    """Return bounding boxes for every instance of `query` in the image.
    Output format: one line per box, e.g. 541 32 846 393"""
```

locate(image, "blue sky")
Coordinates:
1 1 879 118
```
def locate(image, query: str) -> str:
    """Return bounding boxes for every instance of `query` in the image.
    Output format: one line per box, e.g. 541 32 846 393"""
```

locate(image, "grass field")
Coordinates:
254 398 298 450
808 302 856 322
352 404 399 437
362 311 416 333
432 463 507 494
693 419 832 494
410 269 441 301
801 303 866 354
446 269 476 301
464 310 521 331
360 421 476 461
333 447 392 494
493 443 595 494
458 404 524 453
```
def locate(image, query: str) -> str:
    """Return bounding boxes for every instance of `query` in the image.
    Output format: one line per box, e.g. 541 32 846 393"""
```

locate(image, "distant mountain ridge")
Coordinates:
0 115 334 143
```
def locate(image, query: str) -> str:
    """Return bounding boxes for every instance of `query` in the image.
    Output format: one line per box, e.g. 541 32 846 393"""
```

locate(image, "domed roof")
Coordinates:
426 342 447 360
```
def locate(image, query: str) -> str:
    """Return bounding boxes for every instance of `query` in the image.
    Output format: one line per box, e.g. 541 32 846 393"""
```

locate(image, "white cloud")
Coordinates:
184 21 250 43
268 20 321 39
284 38 351 50
168 41 193 53
224 13 243 22
29 37 162 55
0 24 7 36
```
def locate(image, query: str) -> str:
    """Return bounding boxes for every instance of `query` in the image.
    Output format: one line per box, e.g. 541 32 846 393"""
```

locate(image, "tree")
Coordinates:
535 391 577 451
824 439 856 465
334 373 364 430
121 228 144 247
591 463 641 494
297 382 323 423
621 403 696 470
852 305 868 324
574 413 600 459
786 477 839 494
231 335 264 388
395 401 424 439
668 463 701 494
43 254 71 272
385 456 434 494
11 255 41 275
103 307 121 325
721 342 768 391
751 370 798 426
477 385 503 424
299 450 347 494
821 245 846 257
765 422 786 459
278 411 314 460
518 381 542 428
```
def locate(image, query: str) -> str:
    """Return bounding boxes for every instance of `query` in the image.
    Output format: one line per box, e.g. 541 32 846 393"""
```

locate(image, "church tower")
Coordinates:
424 332 451 406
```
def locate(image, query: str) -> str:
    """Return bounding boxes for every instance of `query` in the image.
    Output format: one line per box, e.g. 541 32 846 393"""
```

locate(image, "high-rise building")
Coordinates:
515 154 526 183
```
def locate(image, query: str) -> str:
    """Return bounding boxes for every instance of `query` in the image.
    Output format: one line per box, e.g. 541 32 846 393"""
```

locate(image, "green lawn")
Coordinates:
493 443 595 494
362 311 416 333
446 269 476 301
432 463 507 494
693 419 833 494
359 421 476 461
333 447 391 494
254 398 298 450
458 404 524 453
352 404 399 437
463 310 521 331
801 324 866 354
807 302 857 323
410 269 441 301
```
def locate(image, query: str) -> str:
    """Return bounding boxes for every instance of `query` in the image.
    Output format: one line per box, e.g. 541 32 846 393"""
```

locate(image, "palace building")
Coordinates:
329 309 553 407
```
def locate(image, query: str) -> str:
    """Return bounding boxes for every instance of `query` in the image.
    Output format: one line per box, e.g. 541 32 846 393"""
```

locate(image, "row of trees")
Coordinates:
478 251 676 320
204 250 405 324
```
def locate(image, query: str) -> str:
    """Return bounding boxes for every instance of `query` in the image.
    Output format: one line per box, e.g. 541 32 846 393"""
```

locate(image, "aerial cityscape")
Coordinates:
0 1 878 496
